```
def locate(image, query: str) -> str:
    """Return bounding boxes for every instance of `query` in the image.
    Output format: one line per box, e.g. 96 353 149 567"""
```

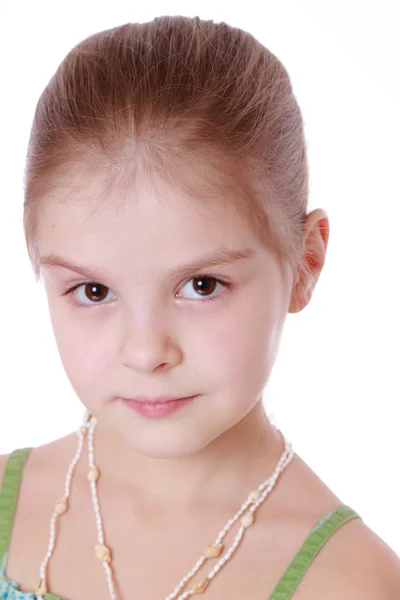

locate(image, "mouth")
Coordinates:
120 395 198 404
119 395 199 418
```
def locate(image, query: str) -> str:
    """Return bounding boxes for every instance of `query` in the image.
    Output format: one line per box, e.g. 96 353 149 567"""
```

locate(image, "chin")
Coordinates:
90 400 225 459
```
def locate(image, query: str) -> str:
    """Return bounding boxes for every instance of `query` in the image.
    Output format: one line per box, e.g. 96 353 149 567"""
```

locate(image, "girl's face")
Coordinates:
37 163 293 458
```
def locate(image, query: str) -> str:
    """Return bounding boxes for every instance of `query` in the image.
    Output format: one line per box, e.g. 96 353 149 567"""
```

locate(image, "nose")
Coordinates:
118 323 182 373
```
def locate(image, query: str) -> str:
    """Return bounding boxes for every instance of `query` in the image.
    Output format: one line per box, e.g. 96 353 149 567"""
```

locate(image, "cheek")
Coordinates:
49 304 113 383
193 295 279 380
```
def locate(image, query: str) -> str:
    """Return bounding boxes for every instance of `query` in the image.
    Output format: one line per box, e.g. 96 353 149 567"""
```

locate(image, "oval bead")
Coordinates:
95 544 111 562
88 466 100 482
193 578 209 594
248 489 262 502
55 497 68 515
204 543 224 558
241 512 254 528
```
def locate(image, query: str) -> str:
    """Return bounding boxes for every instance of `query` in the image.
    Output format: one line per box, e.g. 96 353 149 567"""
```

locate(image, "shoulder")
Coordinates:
298 516 400 599
280 456 400 598
0 444 60 494
339 520 400 598
0 435 80 497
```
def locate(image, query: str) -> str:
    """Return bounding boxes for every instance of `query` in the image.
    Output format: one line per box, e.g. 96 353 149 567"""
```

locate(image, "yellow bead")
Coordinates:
55 497 68 515
95 544 111 562
193 579 209 594
35 579 47 595
204 543 224 558
241 512 254 528
248 489 261 502
88 466 100 482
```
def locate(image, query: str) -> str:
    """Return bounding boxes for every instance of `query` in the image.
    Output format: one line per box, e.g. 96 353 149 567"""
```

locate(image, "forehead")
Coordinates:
36 160 261 268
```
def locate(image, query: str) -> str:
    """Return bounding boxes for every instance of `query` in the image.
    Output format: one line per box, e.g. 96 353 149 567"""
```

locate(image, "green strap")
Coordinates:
0 448 62 600
269 504 362 599
45 592 64 599
0 448 32 565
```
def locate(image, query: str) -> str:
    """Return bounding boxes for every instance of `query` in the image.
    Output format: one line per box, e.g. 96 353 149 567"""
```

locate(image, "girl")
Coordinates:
0 15 398 600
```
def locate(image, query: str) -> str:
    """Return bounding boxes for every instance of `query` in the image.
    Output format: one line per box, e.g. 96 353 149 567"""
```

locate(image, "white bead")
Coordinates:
249 489 262 502
241 512 254 528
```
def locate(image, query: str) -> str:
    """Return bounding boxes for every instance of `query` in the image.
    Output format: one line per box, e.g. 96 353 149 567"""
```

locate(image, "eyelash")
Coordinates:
61 274 234 309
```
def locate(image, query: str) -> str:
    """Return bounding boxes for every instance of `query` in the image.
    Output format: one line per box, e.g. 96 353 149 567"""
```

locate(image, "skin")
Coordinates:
36 163 324 502
1 160 399 599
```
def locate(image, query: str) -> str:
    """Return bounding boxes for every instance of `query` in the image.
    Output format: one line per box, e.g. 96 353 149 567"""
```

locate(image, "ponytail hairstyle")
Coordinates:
23 16 310 284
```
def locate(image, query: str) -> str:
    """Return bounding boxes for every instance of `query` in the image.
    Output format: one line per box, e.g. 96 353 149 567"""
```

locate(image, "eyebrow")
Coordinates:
39 246 256 281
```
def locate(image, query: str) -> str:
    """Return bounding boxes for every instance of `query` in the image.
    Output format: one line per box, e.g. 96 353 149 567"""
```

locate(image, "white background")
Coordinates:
1 1 399 554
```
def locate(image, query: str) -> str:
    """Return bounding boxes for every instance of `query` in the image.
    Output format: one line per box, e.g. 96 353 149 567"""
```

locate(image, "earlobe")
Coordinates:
288 209 330 314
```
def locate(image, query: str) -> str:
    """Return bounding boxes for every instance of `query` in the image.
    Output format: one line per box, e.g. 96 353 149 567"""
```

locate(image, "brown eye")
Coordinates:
179 276 226 300
84 284 109 302
68 283 116 305
192 277 218 296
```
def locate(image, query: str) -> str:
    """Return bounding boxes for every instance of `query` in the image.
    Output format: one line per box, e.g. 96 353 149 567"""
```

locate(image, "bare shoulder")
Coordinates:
281 454 400 598
0 434 78 491
297 516 400 599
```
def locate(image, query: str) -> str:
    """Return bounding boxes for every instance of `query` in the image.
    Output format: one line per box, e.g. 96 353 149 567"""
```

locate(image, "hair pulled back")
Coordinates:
23 16 309 281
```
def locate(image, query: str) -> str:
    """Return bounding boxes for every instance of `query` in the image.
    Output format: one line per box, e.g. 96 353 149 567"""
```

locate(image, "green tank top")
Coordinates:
0 448 362 599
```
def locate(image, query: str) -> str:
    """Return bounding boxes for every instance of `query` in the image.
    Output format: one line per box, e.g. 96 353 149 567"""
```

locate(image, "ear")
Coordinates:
288 209 330 313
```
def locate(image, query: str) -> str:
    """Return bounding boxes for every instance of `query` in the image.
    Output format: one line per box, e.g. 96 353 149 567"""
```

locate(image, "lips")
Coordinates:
120 395 198 418
120 395 197 404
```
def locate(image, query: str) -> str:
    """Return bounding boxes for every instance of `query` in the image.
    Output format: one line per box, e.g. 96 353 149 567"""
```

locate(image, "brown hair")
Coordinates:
23 16 309 282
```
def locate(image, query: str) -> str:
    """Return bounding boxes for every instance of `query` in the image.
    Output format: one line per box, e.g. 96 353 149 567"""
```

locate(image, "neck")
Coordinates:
86 400 285 511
